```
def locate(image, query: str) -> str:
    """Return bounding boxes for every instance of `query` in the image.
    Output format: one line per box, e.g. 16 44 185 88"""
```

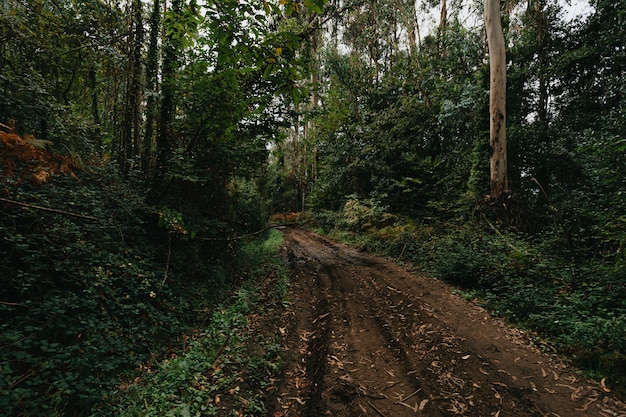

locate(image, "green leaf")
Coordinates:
263 63 275 79
291 86 301 107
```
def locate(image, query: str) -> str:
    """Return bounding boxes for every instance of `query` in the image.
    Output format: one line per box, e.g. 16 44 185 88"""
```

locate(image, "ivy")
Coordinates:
0 159 272 415
94 230 288 417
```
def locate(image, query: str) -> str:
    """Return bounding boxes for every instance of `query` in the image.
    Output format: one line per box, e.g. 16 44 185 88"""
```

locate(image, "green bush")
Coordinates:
0 163 270 416
94 231 287 417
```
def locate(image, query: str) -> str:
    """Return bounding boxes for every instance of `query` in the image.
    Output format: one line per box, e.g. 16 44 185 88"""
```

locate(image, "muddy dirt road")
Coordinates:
270 228 625 417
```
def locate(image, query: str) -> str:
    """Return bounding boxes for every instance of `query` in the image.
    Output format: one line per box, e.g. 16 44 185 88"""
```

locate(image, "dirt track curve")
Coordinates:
269 228 626 417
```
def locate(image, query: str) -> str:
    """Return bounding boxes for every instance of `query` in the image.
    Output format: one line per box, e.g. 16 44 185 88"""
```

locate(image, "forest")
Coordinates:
0 0 624 415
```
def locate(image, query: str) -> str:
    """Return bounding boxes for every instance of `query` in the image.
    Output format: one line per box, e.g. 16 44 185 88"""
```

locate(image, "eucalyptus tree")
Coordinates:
485 0 508 197
342 0 403 80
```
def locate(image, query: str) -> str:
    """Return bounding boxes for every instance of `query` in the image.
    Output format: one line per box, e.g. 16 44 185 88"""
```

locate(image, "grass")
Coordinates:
91 230 289 417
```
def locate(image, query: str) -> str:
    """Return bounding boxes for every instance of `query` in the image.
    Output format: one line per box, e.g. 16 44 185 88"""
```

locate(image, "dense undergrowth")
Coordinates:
293 199 626 398
0 137 274 416
93 230 288 416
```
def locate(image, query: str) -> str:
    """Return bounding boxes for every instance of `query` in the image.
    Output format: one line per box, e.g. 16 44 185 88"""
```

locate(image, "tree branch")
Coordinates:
201 224 292 241
0 198 99 222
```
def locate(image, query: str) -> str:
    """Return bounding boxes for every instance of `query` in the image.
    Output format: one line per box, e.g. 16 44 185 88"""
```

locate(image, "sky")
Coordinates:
562 0 593 20
419 0 593 34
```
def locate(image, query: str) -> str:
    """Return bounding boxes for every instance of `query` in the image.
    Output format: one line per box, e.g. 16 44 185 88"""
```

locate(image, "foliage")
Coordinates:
93 230 288 417
0 119 76 187
0 127 276 416
1 164 164 415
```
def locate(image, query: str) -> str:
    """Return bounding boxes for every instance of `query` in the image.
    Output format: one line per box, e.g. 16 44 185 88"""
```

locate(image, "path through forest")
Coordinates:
269 228 625 417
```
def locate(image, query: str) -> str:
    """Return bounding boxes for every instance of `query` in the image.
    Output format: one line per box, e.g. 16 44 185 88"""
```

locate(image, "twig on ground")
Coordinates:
367 400 388 417
399 388 421 402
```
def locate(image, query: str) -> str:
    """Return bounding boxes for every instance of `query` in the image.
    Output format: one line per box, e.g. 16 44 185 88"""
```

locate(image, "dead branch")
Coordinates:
201 224 293 241
367 400 388 417
0 301 30 308
0 198 98 222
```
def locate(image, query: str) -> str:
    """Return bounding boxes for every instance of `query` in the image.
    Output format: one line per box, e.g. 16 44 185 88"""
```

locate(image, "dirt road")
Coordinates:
270 228 625 417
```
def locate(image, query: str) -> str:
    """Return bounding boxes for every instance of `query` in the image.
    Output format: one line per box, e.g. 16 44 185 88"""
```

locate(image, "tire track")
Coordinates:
271 228 626 417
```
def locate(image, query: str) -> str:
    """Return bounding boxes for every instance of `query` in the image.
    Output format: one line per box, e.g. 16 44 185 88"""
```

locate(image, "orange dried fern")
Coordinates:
1 119 77 187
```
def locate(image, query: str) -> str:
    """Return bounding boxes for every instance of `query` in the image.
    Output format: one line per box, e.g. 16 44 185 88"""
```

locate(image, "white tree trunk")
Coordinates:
485 0 508 196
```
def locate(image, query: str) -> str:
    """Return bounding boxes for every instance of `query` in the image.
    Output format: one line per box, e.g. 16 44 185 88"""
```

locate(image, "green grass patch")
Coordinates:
92 231 288 417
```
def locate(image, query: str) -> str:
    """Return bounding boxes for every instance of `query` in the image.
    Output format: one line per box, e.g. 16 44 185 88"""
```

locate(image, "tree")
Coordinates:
118 0 145 174
155 0 184 188
143 0 162 174
485 0 508 197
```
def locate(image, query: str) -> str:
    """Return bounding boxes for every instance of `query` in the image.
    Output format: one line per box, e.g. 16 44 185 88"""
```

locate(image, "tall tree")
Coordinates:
485 0 508 197
153 0 184 197
143 0 162 174
119 0 145 174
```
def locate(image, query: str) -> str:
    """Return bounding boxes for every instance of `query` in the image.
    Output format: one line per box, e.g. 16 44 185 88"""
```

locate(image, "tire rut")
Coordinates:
270 228 626 417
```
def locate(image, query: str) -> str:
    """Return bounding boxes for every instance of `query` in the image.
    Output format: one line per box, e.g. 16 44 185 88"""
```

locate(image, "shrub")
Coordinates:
0 160 268 415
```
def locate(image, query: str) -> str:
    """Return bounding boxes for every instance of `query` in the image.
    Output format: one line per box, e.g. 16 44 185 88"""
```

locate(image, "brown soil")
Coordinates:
269 228 626 417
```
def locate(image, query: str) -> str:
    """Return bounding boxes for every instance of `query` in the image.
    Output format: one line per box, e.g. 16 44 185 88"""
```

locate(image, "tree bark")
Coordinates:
439 0 447 55
143 0 161 175
156 0 181 178
485 0 508 196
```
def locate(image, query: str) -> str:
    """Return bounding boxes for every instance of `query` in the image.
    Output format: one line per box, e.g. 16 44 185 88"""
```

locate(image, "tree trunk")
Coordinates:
150 0 182 203
119 0 143 175
131 0 144 161
143 0 161 175
89 66 100 127
485 0 508 196
439 0 447 55
156 0 181 177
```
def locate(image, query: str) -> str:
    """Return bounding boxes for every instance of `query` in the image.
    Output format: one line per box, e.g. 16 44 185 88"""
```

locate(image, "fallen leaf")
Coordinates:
313 312 330 323
601 377 611 393
419 398 429 411
462 355 471 360
397 401 418 412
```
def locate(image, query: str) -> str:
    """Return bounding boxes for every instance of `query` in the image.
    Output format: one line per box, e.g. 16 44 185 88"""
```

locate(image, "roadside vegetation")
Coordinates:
0 126 285 416
92 230 288 417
